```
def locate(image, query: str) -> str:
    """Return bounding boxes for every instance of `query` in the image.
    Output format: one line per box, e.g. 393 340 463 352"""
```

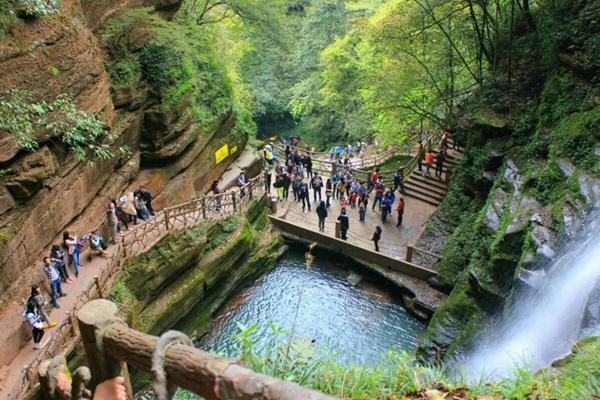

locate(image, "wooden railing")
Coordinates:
405 245 441 265
71 299 336 400
7 175 267 400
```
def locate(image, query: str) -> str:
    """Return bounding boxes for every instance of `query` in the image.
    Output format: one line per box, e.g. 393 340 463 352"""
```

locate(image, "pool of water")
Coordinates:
197 247 425 365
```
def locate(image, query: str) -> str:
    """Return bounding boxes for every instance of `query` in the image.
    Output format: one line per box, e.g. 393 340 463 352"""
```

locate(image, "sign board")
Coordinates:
215 144 229 164
230 145 238 154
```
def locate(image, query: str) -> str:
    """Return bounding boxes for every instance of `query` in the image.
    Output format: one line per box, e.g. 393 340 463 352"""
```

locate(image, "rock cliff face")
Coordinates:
0 0 249 365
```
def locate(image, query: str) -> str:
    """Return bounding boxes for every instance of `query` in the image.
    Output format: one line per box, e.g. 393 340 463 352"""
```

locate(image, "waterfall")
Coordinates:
462 208 600 379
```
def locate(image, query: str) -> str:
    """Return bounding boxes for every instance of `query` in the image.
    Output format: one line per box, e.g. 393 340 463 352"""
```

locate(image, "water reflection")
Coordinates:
197 248 425 365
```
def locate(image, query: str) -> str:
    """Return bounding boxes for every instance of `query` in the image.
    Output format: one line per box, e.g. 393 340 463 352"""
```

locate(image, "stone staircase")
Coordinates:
403 145 463 207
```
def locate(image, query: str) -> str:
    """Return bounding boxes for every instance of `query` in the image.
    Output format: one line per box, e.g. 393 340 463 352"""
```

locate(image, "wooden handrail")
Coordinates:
77 300 337 400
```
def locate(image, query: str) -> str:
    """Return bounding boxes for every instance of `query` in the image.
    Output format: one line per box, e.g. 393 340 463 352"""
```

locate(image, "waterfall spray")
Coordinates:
463 208 600 379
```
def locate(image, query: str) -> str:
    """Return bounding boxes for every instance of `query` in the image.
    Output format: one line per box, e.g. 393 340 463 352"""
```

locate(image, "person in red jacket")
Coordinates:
396 197 405 227
423 149 434 176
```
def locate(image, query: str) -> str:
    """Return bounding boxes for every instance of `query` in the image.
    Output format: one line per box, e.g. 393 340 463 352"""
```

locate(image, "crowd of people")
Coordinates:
23 185 156 350
266 139 414 253
266 131 455 252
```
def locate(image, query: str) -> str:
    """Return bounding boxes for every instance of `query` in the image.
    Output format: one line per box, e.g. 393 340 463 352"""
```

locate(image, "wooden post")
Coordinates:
94 276 103 298
232 192 237 212
164 210 171 231
445 169 451 184
67 311 78 337
121 234 127 258
77 299 133 398
335 221 341 239
406 245 413 263
201 197 207 219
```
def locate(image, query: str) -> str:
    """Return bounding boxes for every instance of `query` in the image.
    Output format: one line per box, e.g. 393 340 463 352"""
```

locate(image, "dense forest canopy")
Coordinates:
172 0 593 149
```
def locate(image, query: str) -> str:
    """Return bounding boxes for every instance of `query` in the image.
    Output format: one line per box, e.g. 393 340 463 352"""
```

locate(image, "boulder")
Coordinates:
483 187 506 230
578 172 600 205
0 134 20 164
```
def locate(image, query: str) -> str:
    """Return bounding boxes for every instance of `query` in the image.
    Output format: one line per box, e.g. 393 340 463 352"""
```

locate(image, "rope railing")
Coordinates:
7 175 267 400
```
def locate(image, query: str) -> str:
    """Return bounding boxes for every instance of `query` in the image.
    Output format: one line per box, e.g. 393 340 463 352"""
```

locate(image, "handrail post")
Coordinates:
164 209 171 231
120 233 127 258
201 197 207 219
67 311 78 337
77 299 133 398
335 221 341 239
406 245 413 262
94 275 103 298
445 169 451 184
232 192 237 212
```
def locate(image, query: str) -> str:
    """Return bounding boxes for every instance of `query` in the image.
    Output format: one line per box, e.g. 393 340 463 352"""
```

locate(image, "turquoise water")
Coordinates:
197 248 425 365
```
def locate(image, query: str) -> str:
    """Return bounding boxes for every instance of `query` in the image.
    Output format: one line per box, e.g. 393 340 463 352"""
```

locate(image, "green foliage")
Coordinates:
102 10 236 128
13 0 60 17
107 59 138 88
0 90 129 162
0 0 15 38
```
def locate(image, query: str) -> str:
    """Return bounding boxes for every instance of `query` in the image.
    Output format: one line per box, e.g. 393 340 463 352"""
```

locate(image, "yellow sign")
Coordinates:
230 145 238 154
215 144 229 164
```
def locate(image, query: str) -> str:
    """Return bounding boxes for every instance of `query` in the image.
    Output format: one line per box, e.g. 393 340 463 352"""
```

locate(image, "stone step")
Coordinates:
408 174 449 191
403 190 442 207
405 178 447 197
404 182 445 202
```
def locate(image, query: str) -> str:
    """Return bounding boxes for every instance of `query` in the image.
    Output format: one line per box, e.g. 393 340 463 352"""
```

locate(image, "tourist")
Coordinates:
358 199 366 222
107 202 119 244
368 168 380 193
264 144 274 165
237 171 247 197
297 162 305 179
331 173 339 199
285 145 291 161
305 154 313 178
50 244 71 283
211 180 222 211
372 177 385 211
396 197 405 227
349 191 357 208
311 175 323 202
371 226 382 252
112 199 129 231
325 178 333 208
335 145 343 160
27 284 51 325
440 135 448 156
300 180 311 212
393 169 407 194
135 194 150 222
291 173 302 201
135 186 154 216
283 172 291 199
435 151 445 179
43 257 66 309
85 231 109 258
336 178 346 200
273 174 284 201
119 192 137 225
337 208 349 240
63 231 81 278
23 300 46 350
316 201 328 232
423 149 434 176
381 189 395 223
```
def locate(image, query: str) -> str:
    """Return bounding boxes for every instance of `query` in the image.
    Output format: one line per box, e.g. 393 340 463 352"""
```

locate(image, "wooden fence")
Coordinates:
73 299 336 400
6 175 267 400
